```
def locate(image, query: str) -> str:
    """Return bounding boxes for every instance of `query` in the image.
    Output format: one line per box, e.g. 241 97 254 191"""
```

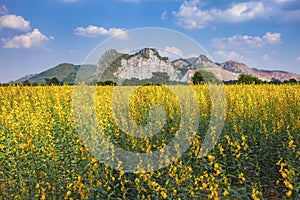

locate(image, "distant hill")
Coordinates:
219 61 300 82
17 63 97 84
14 74 37 83
13 48 300 84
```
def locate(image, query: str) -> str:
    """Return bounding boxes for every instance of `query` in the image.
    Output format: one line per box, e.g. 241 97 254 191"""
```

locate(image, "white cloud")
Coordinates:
75 25 108 37
173 0 300 29
220 2 266 22
165 46 184 57
297 56 300 62
74 25 128 40
214 50 246 62
173 0 267 29
158 46 184 60
2 29 54 48
263 32 282 45
0 5 8 15
0 14 31 31
161 10 167 20
213 32 281 49
109 28 128 39
172 0 212 29
186 53 199 58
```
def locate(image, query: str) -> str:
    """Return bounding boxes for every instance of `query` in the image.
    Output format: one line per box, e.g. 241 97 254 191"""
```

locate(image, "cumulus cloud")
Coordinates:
173 0 300 29
213 32 281 49
212 32 282 67
158 46 184 59
173 0 267 29
0 14 31 31
2 29 54 48
214 50 245 62
0 5 8 15
263 32 282 45
216 1 266 23
172 0 212 29
297 56 300 62
74 25 128 40
158 46 201 60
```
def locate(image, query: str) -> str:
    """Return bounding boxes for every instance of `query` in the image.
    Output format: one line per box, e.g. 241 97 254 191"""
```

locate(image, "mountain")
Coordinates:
13 48 300 84
172 56 299 82
172 56 241 82
14 74 37 83
220 61 300 82
112 48 180 81
17 63 97 84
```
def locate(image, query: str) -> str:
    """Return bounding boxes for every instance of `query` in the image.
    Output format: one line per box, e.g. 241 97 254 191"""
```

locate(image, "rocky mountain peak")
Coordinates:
183 55 217 69
95 49 122 77
131 48 166 61
220 60 300 81
113 48 179 81
197 55 213 63
16 47 299 84
221 61 249 74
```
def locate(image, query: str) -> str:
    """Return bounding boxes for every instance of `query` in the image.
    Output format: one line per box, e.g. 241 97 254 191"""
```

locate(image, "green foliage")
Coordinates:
30 63 76 83
100 56 123 82
192 71 204 84
192 70 220 84
26 63 97 85
149 72 170 85
45 77 60 85
97 80 116 86
122 78 141 86
63 72 77 84
237 74 263 84
122 72 170 86
133 48 168 61
187 55 214 69
1 85 299 199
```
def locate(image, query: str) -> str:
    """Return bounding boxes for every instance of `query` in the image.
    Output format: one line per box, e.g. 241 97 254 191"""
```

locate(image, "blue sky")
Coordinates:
0 0 299 82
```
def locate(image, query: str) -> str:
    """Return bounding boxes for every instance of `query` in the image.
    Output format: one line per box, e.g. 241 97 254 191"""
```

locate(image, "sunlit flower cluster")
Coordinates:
0 84 299 199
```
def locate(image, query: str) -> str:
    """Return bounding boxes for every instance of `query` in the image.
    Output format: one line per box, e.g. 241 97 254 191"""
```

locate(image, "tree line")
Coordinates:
191 70 299 85
1 70 299 86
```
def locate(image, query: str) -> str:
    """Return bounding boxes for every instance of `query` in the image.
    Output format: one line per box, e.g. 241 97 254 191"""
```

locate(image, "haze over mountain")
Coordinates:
13 48 300 84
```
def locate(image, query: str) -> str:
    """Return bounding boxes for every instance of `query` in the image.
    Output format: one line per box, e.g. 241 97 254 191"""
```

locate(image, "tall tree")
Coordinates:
237 74 263 84
192 70 219 84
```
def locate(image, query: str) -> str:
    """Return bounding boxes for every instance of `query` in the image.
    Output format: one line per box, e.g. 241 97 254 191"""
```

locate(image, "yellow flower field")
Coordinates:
0 85 299 199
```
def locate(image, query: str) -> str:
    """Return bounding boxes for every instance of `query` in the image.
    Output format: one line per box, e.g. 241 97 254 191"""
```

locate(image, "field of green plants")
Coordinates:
0 85 299 199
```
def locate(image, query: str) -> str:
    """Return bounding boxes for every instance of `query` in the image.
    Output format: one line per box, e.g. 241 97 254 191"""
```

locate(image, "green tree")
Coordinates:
123 78 141 86
97 80 116 86
237 74 263 84
149 72 170 85
45 77 60 85
192 70 219 84
63 71 77 84
289 78 297 83
97 81 105 86
270 78 281 84
104 80 116 86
